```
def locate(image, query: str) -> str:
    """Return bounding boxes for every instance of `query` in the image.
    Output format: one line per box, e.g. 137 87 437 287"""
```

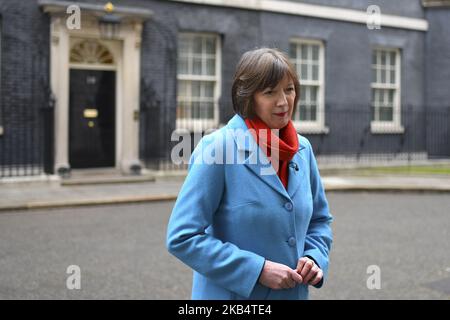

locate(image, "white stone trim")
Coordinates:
370 122 405 134
422 0 450 8
69 37 123 170
169 0 428 31
370 47 403 134
176 32 221 131
290 38 328 135
48 14 145 174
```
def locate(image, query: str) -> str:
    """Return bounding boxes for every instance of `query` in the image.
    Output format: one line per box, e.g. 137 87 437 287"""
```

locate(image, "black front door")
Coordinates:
69 69 116 168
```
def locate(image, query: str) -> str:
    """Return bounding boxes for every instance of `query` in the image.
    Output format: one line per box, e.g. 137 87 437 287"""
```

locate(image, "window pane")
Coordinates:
204 82 214 97
301 63 308 80
312 64 319 80
178 80 188 97
310 86 317 102
380 51 386 66
177 57 188 74
183 101 192 119
206 58 215 75
191 81 200 97
299 89 305 104
193 57 202 75
380 106 393 121
379 89 385 103
304 86 310 102
390 70 395 84
289 43 297 59
192 101 201 119
186 101 193 119
199 102 206 119
204 102 214 119
305 105 311 121
390 52 396 66
380 69 386 83
372 49 400 123
299 105 307 121
310 104 317 121
312 45 319 61
176 34 219 122
388 89 394 104
384 90 390 105
205 37 215 54
372 68 377 83
193 37 202 54
372 51 377 65
295 63 302 79
301 44 308 60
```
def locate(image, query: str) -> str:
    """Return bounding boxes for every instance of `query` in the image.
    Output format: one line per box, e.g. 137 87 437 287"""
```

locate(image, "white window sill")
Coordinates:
176 119 218 133
293 122 329 134
370 122 405 134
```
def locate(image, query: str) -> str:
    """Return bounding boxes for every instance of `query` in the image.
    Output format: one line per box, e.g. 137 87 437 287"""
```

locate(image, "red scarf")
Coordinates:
244 116 299 189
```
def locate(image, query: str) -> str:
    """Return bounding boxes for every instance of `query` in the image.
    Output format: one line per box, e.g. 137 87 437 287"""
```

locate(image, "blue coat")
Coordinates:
166 114 333 300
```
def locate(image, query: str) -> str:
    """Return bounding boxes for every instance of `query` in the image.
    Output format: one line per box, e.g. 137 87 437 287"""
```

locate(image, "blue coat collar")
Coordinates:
227 114 306 152
226 114 306 200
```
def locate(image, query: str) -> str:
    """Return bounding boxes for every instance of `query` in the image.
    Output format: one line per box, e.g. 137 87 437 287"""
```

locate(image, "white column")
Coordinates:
120 22 143 174
51 17 71 175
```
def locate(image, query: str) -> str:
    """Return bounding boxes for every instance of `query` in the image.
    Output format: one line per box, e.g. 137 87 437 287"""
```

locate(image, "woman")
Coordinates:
166 48 333 300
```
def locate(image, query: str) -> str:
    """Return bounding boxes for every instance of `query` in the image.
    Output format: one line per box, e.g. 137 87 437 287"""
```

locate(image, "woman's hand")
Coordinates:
296 257 323 286
258 260 303 290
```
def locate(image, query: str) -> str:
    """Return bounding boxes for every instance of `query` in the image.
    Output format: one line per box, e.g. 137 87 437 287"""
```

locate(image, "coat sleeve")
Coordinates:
301 137 333 288
166 131 266 298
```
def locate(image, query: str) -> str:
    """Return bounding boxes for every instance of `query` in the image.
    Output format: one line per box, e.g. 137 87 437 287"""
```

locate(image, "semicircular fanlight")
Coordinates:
70 40 114 64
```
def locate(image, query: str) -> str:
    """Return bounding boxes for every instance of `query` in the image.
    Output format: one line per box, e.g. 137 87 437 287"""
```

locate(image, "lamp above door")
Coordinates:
99 2 122 39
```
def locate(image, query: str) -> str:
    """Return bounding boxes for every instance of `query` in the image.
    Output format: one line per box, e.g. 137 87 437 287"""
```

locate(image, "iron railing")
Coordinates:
0 50 54 180
141 104 450 171
0 87 54 178
1 103 448 178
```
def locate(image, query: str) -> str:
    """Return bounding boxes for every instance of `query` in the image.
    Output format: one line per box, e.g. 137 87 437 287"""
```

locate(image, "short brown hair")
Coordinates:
231 47 300 118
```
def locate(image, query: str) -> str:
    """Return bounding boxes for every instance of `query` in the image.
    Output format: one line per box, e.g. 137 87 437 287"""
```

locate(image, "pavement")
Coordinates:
1 168 450 212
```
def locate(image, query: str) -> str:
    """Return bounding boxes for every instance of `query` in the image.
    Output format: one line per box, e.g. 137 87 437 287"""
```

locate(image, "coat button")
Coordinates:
284 202 293 211
288 237 296 247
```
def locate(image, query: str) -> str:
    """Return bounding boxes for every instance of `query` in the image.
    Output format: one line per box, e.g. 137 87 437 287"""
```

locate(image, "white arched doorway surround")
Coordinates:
40 2 153 175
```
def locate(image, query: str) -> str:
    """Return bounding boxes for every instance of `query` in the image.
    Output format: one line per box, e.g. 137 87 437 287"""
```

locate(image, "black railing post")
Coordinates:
407 105 412 164
42 92 55 174
448 106 450 157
